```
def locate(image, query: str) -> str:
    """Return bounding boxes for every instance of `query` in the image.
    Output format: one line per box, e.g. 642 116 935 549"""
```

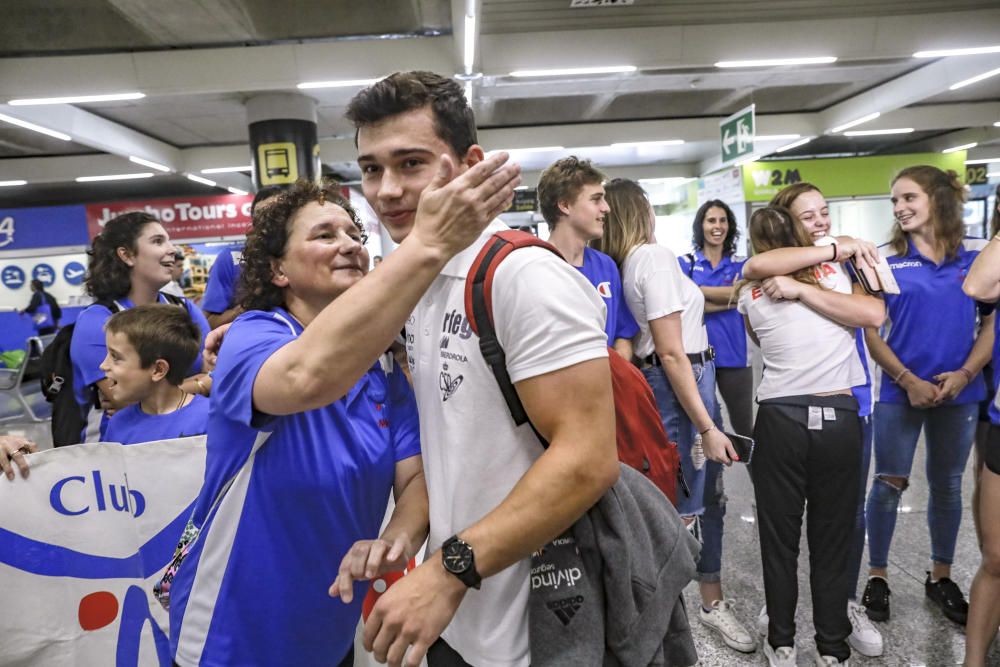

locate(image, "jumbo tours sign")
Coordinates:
86 194 254 241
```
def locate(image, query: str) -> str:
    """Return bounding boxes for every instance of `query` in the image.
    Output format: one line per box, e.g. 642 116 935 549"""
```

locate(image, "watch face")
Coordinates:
443 541 472 574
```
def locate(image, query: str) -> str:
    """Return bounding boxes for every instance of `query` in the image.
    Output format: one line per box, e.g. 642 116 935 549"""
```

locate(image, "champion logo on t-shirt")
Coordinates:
751 286 763 300
595 281 612 299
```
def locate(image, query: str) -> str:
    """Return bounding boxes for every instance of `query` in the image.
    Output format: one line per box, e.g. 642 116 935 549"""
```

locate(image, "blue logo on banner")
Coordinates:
63 261 86 286
32 263 55 287
1 265 25 289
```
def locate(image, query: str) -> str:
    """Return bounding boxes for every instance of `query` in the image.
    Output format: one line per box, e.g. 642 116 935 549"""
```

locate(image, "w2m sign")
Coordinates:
720 105 755 163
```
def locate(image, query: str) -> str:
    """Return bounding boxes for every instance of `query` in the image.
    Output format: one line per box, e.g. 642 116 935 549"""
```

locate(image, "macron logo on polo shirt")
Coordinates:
892 260 923 269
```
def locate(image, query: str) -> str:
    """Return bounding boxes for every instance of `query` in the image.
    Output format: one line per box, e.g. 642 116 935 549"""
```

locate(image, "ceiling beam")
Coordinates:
105 0 256 45
0 37 455 101
819 53 1000 134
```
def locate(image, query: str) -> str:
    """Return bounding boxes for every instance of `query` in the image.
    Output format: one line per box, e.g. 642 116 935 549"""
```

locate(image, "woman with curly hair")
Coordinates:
863 166 994 627
168 180 427 667
69 211 210 442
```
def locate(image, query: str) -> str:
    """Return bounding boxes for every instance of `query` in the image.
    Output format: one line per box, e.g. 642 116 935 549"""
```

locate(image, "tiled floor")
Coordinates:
685 443 997 666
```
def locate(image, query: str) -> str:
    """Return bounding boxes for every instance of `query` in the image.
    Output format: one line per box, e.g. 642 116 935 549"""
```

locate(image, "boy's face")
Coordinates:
357 106 479 244
100 331 158 405
560 182 610 241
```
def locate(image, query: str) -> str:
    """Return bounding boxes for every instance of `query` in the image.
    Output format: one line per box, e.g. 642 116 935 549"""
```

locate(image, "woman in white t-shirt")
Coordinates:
738 206 884 667
597 178 756 657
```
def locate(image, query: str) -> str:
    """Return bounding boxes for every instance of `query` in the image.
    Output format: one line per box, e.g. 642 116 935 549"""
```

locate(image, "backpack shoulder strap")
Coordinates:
463 230 562 431
159 292 187 307
683 252 696 278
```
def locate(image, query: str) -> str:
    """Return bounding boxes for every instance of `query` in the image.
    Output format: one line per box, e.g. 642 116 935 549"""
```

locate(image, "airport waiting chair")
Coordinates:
0 336 47 423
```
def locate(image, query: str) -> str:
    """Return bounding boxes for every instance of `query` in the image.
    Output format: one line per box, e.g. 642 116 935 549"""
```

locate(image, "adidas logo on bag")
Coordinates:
545 595 585 626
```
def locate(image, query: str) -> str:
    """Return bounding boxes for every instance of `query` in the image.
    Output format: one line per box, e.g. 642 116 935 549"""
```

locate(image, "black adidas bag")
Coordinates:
40 293 185 447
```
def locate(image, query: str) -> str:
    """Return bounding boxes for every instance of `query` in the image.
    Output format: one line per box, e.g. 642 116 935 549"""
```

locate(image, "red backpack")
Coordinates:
464 230 682 506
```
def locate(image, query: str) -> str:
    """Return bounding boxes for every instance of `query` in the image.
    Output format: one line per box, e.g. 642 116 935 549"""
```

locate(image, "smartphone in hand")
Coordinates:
725 432 755 464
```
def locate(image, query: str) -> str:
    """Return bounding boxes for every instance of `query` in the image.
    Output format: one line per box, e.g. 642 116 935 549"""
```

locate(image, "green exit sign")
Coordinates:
720 105 755 163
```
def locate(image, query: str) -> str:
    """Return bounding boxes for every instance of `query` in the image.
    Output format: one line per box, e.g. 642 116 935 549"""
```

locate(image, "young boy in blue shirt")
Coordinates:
100 304 209 444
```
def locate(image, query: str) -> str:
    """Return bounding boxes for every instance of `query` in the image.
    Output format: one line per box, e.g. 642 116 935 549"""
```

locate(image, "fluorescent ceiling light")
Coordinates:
76 172 153 182
186 174 217 187
843 128 914 136
775 137 814 152
463 14 476 74
829 112 881 133
0 180 27 187
227 187 248 196
967 157 1000 164
129 156 171 172
464 80 474 103
715 56 836 68
0 112 71 141
995 121 1000 127
949 67 1000 91
9 92 144 105
509 65 636 77
201 166 253 174
756 134 801 141
611 140 684 148
914 45 1000 58
297 79 379 90
943 142 978 154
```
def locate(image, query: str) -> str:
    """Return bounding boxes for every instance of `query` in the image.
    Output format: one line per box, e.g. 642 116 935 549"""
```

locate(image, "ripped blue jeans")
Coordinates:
643 360 725 582
866 401 977 568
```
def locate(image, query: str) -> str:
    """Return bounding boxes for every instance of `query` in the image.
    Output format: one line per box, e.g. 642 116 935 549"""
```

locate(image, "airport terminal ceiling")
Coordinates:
0 0 998 206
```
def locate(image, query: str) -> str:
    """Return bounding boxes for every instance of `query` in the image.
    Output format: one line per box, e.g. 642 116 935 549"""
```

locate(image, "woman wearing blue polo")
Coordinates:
169 181 427 667
680 200 752 438
863 165 994 627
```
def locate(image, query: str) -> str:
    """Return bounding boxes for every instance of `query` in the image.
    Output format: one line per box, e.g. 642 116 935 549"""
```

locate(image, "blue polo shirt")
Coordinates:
678 250 748 368
878 239 988 405
201 248 242 314
105 394 209 445
577 246 640 346
170 307 420 667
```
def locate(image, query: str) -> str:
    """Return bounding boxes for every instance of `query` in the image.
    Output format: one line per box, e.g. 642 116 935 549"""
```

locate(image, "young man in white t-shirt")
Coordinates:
343 71 619 667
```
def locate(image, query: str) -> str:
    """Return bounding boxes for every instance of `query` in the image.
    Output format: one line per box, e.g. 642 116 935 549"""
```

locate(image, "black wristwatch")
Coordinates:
441 535 482 589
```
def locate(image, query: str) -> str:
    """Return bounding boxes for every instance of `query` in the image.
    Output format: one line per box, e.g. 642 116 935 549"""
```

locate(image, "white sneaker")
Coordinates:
757 604 768 636
812 648 850 666
763 643 797 667
846 600 883 657
699 599 757 653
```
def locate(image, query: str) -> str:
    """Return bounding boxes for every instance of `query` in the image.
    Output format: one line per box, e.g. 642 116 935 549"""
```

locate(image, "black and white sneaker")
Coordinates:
862 577 890 622
924 572 968 625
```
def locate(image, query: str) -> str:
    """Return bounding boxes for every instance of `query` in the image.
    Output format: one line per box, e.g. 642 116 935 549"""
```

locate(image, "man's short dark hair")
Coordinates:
105 304 202 386
537 156 606 226
346 71 478 158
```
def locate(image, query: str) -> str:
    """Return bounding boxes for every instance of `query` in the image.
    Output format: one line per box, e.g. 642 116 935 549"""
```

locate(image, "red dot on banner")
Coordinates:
79 591 119 631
